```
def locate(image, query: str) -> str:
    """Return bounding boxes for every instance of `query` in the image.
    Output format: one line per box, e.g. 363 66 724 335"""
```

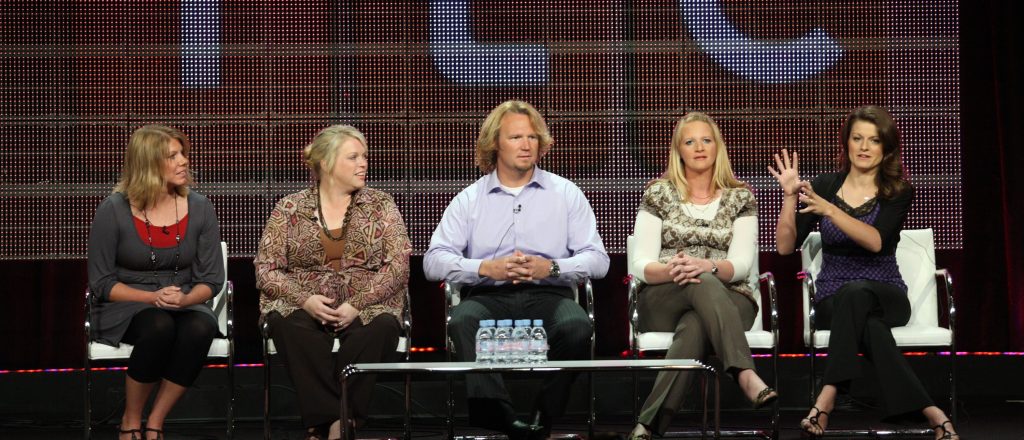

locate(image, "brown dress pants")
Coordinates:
636 273 758 435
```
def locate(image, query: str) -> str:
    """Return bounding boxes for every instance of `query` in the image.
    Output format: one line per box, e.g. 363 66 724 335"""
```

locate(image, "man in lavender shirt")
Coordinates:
424 100 609 439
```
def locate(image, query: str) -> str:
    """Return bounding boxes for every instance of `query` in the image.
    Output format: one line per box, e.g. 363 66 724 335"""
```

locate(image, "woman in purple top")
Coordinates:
771 106 958 439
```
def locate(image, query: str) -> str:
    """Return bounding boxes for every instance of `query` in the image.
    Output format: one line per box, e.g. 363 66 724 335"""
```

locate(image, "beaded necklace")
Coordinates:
140 195 181 287
316 187 354 242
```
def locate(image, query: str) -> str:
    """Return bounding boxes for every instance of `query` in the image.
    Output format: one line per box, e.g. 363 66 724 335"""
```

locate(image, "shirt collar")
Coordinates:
485 166 549 193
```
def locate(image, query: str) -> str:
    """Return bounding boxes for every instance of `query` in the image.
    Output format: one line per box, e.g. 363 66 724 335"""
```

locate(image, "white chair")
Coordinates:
625 235 779 439
84 241 234 439
443 280 595 440
800 228 957 434
260 289 412 440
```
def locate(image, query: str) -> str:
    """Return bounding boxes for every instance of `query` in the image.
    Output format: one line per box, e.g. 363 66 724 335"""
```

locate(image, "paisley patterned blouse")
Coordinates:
638 179 758 299
255 187 411 325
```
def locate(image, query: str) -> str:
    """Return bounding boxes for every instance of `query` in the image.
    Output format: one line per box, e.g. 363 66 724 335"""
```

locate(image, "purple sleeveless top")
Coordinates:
814 199 907 303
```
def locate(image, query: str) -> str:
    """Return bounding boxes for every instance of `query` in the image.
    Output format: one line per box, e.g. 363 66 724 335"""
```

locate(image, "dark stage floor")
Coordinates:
3 355 1023 439
2 399 1022 439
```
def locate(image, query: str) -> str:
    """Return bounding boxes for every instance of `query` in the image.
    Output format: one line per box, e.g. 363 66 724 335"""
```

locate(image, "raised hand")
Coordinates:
796 181 836 217
768 149 801 196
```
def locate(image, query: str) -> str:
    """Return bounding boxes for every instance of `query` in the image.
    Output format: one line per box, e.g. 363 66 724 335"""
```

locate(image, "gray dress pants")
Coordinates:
636 273 758 435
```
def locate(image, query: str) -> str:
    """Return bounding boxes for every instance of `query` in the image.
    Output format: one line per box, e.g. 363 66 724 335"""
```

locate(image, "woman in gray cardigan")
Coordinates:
88 125 224 440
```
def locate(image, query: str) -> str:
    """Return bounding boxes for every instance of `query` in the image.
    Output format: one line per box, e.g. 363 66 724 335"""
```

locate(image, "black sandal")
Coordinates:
145 427 164 440
800 406 828 437
933 420 960 439
752 387 778 409
117 426 143 440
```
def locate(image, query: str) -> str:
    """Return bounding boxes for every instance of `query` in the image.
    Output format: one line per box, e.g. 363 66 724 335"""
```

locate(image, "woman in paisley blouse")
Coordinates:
628 112 777 439
771 106 958 439
255 125 411 440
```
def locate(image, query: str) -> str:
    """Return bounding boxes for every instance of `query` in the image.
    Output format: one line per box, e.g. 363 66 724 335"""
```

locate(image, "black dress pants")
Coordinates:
121 307 217 386
815 280 934 419
266 309 400 428
448 285 591 423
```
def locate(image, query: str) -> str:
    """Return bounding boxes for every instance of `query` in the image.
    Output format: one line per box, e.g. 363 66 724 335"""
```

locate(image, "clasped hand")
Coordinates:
302 295 360 331
153 286 186 309
667 253 710 285
485 250 551 284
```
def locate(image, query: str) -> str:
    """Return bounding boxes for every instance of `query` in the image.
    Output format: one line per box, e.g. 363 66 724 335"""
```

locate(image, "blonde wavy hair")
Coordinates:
662 112 745 200
303 124 369 180
114 124 192 208
475 100 554 174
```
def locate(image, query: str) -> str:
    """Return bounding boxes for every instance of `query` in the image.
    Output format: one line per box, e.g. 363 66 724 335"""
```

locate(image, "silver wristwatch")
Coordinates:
549 260 561 278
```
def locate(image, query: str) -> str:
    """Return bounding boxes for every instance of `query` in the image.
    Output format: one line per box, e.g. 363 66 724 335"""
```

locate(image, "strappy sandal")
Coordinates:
933 420 960 439
117 426 143 440
800 406 828 437
145 427 164 440
627 423 652 440
752 387 778 409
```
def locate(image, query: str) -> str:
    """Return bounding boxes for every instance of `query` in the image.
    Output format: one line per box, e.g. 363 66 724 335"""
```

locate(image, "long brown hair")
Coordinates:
837 106 910 199
114 124 192 208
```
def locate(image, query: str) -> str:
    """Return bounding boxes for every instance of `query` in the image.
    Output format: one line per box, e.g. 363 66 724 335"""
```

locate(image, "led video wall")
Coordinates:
0 1 961 259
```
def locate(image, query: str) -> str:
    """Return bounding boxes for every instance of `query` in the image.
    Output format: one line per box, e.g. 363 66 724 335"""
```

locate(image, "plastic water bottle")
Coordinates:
475 319 496 365
511 319 532 364
493 319 514 365
529 319 548 364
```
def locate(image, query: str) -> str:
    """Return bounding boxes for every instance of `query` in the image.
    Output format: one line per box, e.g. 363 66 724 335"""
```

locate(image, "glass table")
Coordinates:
340 358 719 439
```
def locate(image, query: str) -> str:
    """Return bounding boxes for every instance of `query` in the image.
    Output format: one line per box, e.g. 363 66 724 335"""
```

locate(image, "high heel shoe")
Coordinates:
117 426 143 440
800 406 828 437
752 387 778 409
933 420 960 439
145 427 164 440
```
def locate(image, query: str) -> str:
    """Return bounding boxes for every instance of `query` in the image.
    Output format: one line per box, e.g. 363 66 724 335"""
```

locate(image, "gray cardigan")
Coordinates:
87 191 224 346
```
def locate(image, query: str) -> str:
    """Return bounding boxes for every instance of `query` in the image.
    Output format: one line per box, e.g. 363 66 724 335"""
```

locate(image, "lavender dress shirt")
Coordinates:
424 167 609 287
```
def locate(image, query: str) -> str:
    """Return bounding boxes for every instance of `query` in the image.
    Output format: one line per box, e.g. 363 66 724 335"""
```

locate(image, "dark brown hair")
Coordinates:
837 106 910 199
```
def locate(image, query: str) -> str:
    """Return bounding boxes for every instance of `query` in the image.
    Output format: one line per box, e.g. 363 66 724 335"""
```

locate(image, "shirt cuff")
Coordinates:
458 258 484 284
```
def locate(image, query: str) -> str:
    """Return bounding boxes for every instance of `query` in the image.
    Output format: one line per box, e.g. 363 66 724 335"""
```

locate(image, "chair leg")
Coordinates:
809 345 817 406
950 348 957 426
771 349 780 440
404 373 412 440
84 358 91 440
227 354 235 439
264 349 271 440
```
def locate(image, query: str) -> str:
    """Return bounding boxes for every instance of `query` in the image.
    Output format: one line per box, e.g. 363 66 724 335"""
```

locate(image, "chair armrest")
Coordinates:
84 288 92 362
444 282 459 320
582 278 594 323
936 268 956 348
627 276 642 354
402 288 413 353
798 270 816 331
224 280 234 341
758 272 779 337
